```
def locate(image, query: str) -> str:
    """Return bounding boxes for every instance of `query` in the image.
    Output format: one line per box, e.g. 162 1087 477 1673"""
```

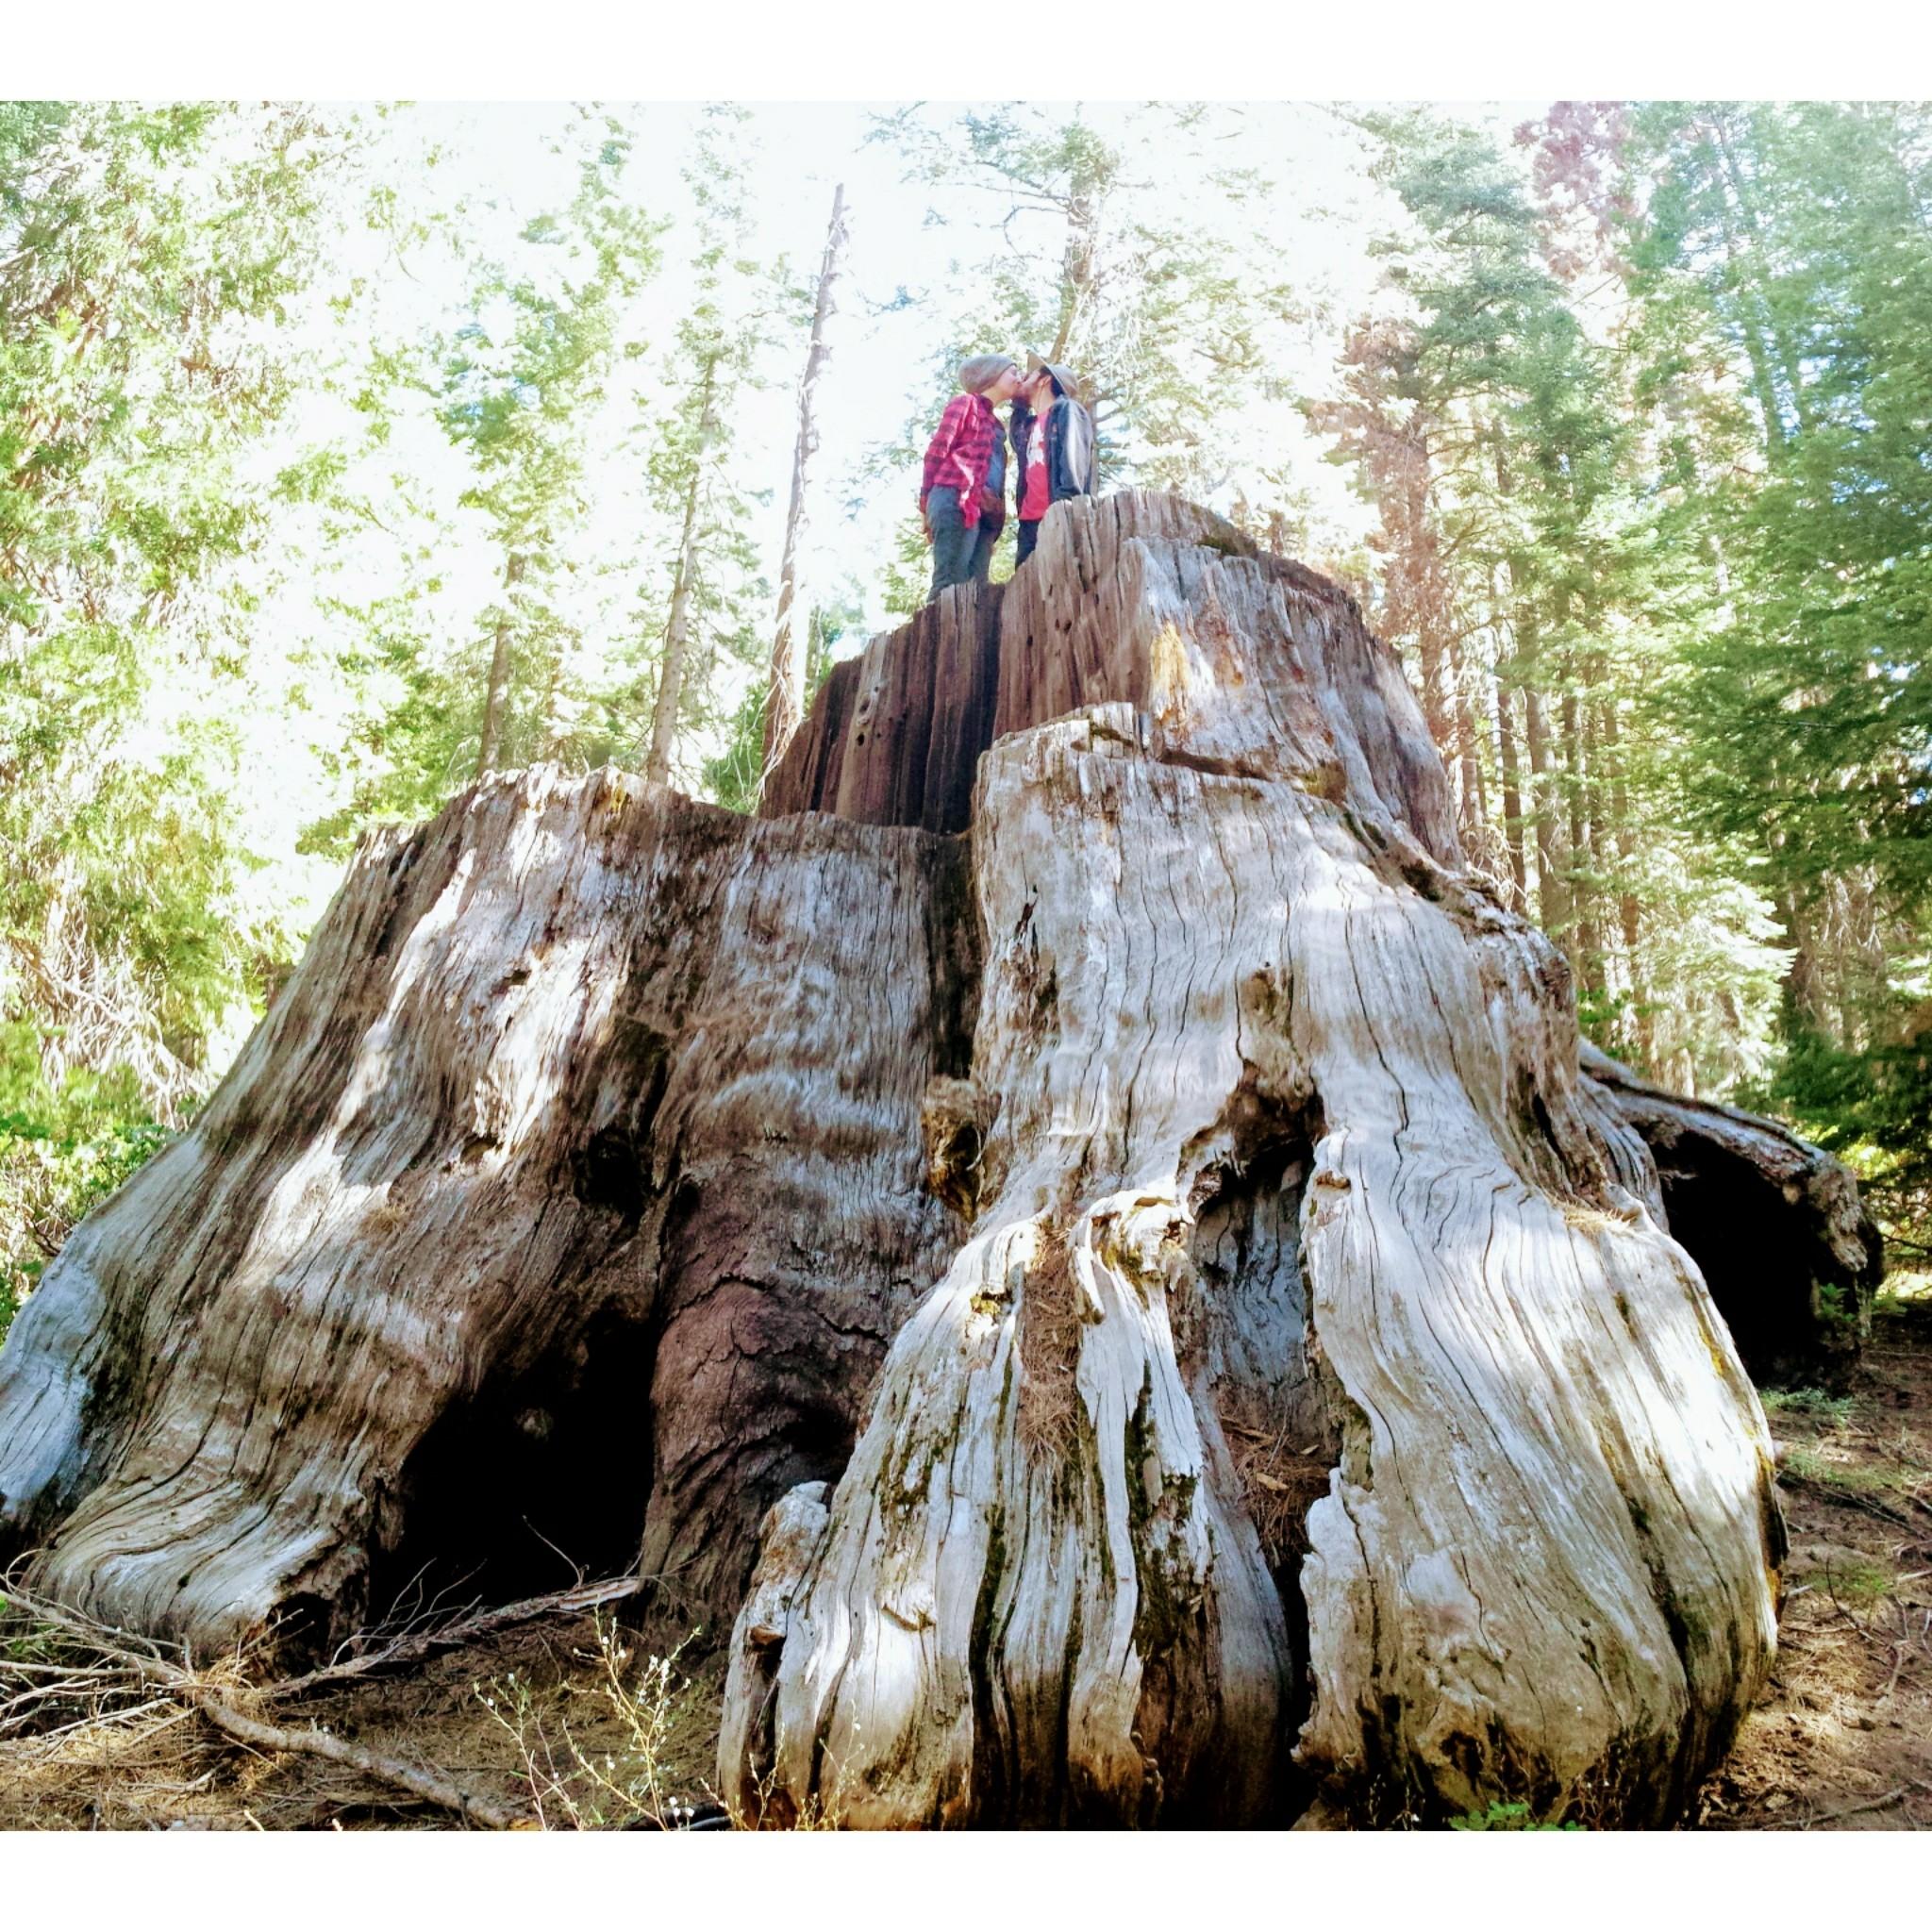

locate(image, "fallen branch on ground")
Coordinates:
1779 1469 1917 1528
1 1571 655 1829
274 1574 648 1696
1803 1786 1907 1827
172 1684 525 1830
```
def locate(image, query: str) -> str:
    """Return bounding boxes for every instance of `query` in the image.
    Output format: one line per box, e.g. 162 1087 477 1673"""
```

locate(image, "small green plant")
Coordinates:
1816 1559 1895 1607
1450 1800 1583 1832
1813 1280 1862 1336
1783 1443 1922 1497
1761 1387 1854 1423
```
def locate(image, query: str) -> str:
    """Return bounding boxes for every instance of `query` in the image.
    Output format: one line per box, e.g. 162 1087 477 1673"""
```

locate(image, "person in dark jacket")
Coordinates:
920 354 1024 601
1008 356 1097 565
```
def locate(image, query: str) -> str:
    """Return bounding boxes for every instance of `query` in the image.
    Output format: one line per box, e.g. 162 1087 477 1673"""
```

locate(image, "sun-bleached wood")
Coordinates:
763 182 849 784
724 496 1784 1827
0 492 1827 1826
0 772 972 1651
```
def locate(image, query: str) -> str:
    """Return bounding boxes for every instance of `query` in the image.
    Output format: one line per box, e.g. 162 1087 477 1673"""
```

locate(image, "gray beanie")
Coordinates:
958 354 1019 395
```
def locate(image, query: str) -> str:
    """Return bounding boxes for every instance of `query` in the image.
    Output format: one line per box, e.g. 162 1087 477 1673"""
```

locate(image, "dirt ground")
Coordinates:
4 1287 1928 1832
1694 1279 1932 1831
0 1600 732 1832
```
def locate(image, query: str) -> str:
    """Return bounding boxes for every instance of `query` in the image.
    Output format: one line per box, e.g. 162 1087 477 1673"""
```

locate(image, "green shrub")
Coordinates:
0 1025 175 1349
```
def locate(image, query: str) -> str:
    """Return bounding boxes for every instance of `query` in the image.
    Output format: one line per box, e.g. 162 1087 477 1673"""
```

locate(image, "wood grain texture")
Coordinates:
724 496 1784 1827
761 491 1461 865
0 771 973 1652
0 491 1837 1826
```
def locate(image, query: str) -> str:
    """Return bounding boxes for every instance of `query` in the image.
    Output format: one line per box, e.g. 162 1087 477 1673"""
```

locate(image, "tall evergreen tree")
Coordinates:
641 107 774 788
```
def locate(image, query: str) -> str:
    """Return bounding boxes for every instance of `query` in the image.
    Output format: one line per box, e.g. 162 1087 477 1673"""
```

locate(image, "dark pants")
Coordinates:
927 488 1001 600
1015 518 1041 565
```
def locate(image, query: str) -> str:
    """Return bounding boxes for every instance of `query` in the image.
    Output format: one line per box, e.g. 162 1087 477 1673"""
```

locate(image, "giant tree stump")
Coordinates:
0 493 1819 1827
0 780 976 1646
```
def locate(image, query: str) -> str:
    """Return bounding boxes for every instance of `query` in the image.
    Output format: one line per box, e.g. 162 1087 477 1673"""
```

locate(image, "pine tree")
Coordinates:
436 116 664 781
640 107 774 789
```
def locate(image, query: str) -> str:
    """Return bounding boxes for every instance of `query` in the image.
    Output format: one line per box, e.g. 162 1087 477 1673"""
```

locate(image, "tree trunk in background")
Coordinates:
1561 675 1600 1006
1493 667 1527 910
1 495 1823 1828
1596 693 1647 1060
1047 156 1103 364
1711 192 1790 460
475 553 525 778
1710 117 1814 440
763 184 848 790
1445 626 1486 837
1520 626 1568 941
646 358 720 788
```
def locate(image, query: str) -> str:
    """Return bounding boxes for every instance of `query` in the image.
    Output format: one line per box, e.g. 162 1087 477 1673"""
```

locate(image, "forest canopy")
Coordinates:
3 98 1929 1340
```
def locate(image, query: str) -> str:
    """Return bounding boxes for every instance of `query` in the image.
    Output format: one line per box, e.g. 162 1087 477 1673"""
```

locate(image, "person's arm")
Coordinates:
1062 399 1096 496
920 395 972 517
1050 398 1096 501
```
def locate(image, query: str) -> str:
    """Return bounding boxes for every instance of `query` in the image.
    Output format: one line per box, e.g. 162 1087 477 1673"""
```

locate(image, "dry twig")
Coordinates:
1 1570 654 1830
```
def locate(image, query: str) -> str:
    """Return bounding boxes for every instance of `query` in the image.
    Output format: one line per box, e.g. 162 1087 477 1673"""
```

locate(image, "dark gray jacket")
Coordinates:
1008 394 1097 517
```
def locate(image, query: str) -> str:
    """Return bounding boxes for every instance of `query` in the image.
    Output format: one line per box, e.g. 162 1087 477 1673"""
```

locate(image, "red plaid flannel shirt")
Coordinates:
919 391 999 529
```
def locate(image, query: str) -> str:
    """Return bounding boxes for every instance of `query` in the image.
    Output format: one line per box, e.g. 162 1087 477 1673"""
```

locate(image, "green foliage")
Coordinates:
1450 1800 1584 1831
0 1022 173 1347
1314 108 1790 1093
1759 1386 1854 1422
1741 995 1932 1262
1811 1560 1895 1607
637 106 780 785
1614 103 1932 1220
0 103 343 1108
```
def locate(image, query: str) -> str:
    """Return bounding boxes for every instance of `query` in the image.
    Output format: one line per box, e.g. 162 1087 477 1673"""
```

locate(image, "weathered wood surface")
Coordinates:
1581 1041 1881 1390
0 772 974 1651
725 494 1784 1827
761 493 1461 867
0 490 1838 1826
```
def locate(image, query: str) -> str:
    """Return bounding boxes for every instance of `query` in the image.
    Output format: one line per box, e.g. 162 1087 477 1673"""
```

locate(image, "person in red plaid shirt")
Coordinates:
919 354 1024 601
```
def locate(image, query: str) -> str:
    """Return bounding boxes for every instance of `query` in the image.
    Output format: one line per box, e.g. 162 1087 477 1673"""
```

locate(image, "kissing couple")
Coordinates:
918 353 1096 602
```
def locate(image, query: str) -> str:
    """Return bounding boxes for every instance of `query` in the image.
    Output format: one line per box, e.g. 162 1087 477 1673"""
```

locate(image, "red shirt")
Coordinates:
1020 413 1050 521
920 392 1000 528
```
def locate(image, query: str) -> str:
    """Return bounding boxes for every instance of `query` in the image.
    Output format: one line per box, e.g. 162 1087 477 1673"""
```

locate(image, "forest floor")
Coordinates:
4 1285 1929 1832
1693 1276 1932 1832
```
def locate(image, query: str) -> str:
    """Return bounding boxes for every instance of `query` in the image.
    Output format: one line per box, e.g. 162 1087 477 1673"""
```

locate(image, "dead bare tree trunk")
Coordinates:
1 494 1851 1828
762 184 848 791
1493 663 1527 911
645 358 720 788
1444 625 1486 836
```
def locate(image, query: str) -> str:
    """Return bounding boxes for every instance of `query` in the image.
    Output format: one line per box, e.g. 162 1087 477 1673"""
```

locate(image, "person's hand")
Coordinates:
920 499 933 546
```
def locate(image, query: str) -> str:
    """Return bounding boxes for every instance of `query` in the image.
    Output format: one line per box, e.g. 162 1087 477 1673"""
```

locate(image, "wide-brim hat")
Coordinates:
1024 354 1081 399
